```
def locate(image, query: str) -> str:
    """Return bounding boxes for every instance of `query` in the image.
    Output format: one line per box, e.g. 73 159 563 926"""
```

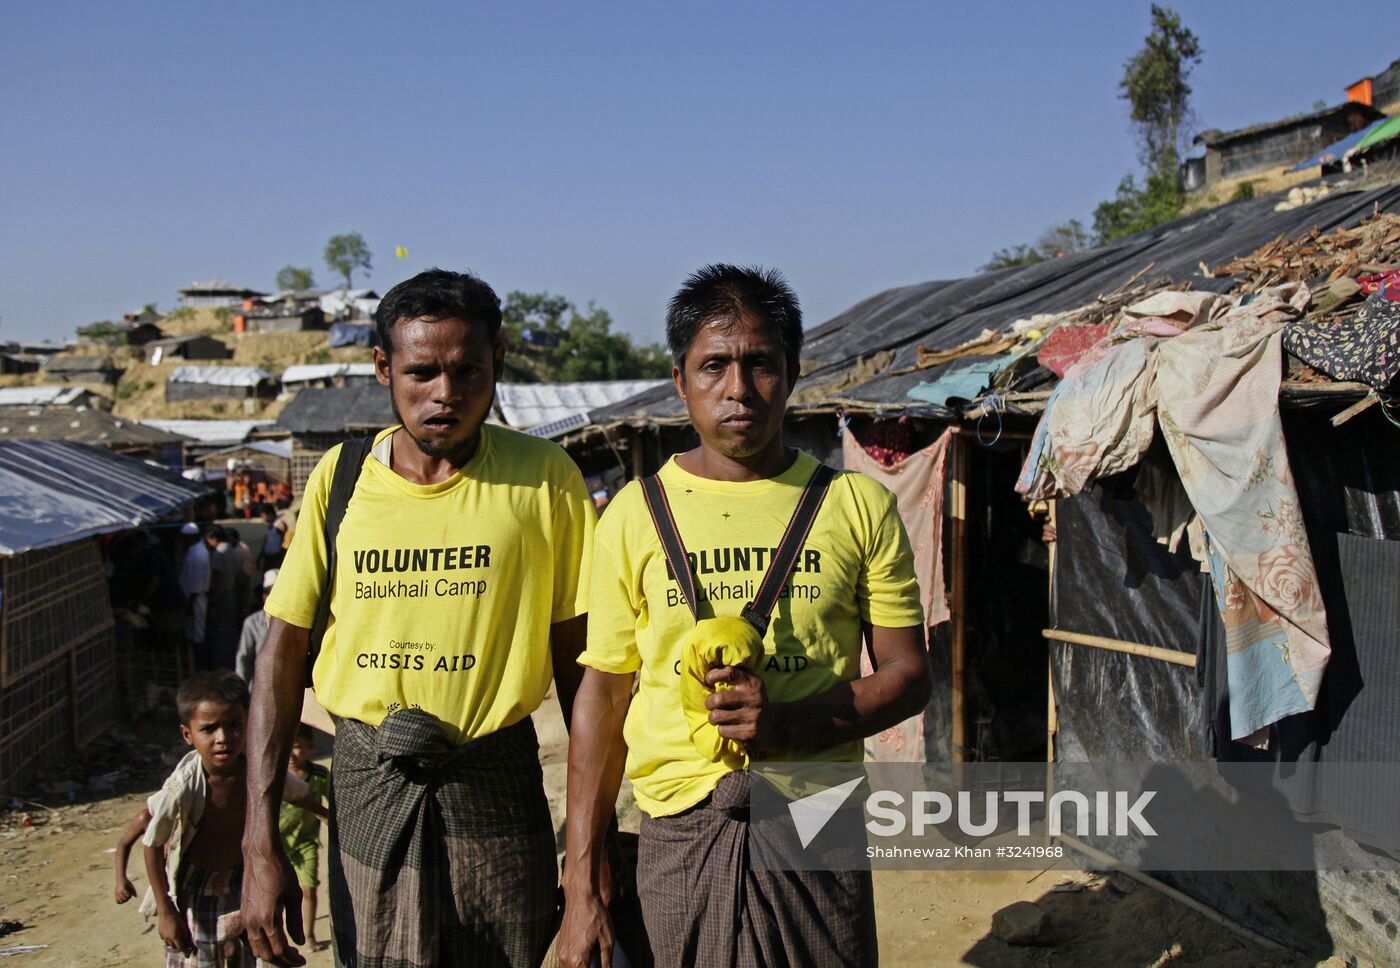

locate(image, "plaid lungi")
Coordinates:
636 772 877 968
166 865 255 968
329 709 558 968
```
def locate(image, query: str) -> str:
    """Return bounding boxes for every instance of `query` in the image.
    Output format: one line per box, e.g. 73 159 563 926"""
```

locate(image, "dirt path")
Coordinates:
0 699 1329 967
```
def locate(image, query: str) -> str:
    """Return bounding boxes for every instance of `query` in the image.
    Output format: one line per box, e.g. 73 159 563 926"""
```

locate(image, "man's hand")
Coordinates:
705 665 778 752
557 885 617 968
240 843 306 967
158 908 195 958
115 875 136 905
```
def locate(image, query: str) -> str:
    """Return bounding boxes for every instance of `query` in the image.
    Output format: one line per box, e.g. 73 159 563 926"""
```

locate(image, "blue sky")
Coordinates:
2 2 1396 345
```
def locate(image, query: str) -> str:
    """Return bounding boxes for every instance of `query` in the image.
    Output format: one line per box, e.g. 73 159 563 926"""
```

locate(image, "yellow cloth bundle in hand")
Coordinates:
679 616 765 768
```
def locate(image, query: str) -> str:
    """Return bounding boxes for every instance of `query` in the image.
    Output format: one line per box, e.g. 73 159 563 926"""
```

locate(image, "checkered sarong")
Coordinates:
166 865 255 968
328 709 558 968
636 772 877 968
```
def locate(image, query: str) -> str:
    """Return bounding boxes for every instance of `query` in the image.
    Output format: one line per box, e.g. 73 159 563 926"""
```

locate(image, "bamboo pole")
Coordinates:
949 434 969 763
1041 628 1196 668
1046 501 1058 766
1057 834 1288 953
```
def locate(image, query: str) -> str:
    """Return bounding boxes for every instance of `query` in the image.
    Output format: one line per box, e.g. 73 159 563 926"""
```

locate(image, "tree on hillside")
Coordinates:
981 219 1090 272
324 233 372 289
1095 5 1202 243
1120 4 1202 175
276 265 315 291
501 290 669 382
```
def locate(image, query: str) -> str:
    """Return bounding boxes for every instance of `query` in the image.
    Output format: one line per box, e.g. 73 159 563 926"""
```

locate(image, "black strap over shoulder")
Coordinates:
306 435 374 685
640 461 837 636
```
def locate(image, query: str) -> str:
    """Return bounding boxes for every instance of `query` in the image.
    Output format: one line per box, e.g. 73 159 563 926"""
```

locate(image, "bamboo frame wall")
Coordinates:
0 542 117 794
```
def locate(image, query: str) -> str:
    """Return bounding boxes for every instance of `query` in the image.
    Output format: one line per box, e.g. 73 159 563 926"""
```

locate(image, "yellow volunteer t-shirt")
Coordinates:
581 450 923 816
266 424 594 744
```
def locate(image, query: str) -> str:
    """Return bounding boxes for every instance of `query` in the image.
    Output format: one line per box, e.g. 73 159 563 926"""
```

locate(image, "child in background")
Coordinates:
141 671 320 965
280 724 330 949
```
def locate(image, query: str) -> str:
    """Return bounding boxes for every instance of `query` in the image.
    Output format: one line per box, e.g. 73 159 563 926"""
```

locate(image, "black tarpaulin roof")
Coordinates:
586 183 1400 428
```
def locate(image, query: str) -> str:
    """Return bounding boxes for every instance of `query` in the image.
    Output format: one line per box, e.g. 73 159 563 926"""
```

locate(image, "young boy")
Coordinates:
142 671 318 966
279 725 329 949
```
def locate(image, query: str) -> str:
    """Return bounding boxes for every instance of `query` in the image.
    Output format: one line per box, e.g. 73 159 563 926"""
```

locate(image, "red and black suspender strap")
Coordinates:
639 462 837 635
305 434 373 685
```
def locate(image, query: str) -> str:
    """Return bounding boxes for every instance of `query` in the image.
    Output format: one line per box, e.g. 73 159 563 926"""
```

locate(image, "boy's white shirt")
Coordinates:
139 750 309 917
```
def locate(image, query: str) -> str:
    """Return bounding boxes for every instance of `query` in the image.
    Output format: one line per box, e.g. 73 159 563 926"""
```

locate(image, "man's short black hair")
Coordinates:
374 268 503 356
176 670 249 724
665 264 803 371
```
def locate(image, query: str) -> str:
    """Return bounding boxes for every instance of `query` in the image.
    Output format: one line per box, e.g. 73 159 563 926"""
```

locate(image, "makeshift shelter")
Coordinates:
0 405 187 463
164 365 275 402
235 304 326 334
566 182 1400 962
0 440 207 794
275 384 395 491
1192 102 1383 188
41 354 122 385
0 386 105 410
328 322 375 348
146 334 232 365
279 362 377 392
177 279 265 309
494 379 669 439
194 438 293 483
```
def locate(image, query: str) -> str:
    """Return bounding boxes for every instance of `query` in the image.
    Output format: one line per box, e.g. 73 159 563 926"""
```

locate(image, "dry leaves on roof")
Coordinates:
1206 211 1400 291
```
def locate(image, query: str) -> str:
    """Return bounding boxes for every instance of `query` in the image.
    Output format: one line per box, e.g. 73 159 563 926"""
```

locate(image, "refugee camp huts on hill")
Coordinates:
164 365 275 403
234 302 326 334
0 385 107 411
0 440 207 794
146 333 232 365
276 384 395 491
177 279 265 309
1191 101 1384 191
0 405 187 464
0 352 42 376
139 418 277 467
279 362 378 392
41 354 122 385
1347 56 1400 114
569 182 1400 963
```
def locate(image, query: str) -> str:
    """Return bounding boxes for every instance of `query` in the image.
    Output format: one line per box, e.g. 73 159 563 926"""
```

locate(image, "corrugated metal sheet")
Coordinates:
280 362 376 384
0 386 89 407
140 419 274 445
168 365 272 387
495 380 667 428
0 440 208 556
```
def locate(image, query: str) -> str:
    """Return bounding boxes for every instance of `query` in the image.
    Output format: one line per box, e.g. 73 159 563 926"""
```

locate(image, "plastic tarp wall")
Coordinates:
1049 410 1400 959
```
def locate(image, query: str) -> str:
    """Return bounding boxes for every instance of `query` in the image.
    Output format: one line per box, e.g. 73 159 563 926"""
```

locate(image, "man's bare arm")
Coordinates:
707 623 931 752
240 617 310 966
549 615 588 734
558 668 634 968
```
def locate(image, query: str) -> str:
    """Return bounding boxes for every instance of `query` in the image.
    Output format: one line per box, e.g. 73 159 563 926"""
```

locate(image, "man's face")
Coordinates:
674 313 795 460
375 316 504 462
180 700 246 774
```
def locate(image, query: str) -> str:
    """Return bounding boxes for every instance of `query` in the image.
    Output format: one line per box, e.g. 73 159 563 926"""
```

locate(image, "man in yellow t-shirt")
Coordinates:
241 269 595 968
560 264 931 968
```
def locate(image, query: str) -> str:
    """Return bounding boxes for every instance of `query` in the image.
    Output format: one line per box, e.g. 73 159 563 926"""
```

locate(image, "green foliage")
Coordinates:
212 306 235 328
1119 4 1202 173
1231 181 1255 201
276 265 315 291
501 290 670 382
77 320 124 343
1092 167 1184 243
114 379 138 401
980 219 1090 272
324 233 372 289
303 348 332 365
